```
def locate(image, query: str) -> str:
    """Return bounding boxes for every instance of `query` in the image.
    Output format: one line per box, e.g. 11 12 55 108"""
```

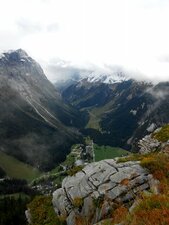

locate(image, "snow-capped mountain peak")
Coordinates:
86 71 130 84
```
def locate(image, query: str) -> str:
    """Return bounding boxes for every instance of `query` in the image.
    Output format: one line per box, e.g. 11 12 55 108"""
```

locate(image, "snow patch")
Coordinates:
20 59 26 62
130 109 137 116
0 53 5 59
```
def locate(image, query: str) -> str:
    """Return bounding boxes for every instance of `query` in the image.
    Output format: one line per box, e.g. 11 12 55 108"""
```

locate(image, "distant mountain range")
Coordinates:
61 71 169 150
1 49 169 171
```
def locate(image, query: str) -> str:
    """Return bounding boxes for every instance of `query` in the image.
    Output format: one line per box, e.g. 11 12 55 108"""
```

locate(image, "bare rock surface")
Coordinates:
139 134 161 154
53 159 157 225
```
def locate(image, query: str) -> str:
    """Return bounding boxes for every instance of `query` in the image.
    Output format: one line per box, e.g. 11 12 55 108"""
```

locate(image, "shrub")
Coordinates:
140 153 169 193
126 195 169 225
112 206 128 224
93 195 105 209
67 166 84 176
28 196 66 225
72 197 84 208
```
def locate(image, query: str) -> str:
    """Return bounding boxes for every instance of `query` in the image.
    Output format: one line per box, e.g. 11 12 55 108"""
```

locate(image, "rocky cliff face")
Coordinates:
53 159 158 225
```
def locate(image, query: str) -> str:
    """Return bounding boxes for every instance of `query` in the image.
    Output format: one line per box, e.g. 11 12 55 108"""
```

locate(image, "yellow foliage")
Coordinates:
72 197 84 208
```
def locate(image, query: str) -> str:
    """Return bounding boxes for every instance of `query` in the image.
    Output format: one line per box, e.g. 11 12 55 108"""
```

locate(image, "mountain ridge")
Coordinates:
0 49 83 170
61 77 169 149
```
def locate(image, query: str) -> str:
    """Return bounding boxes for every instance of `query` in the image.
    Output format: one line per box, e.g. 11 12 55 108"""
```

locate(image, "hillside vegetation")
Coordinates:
94 144 129 161
28 123 169 225
153 124 169 142
0 152 41 182
28 151 169 225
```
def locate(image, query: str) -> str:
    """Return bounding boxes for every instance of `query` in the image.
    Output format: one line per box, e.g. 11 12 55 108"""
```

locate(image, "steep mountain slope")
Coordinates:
0 49 83 170
62 74 169 149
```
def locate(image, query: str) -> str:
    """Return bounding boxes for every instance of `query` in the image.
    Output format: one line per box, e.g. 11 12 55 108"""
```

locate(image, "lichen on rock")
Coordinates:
52 159 158 225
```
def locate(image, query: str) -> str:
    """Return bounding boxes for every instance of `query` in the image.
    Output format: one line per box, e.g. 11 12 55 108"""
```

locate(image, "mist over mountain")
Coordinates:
61 72 169 150
1 48 168 172
0 49 84 170
1 0 169 224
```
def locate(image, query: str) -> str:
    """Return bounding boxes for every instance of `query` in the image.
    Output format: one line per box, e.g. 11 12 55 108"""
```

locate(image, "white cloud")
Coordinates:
0 0 169 82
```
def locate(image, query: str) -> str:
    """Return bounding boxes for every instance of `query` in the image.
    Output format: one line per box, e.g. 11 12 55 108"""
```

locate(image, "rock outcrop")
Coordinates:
53 159 158 225
139 134 161 154
139 127 169 155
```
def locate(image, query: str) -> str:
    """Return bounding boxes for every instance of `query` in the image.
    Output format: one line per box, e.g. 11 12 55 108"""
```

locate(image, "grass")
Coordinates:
94 144 129 161
117 153 143 163
153 124 169 142
67 166 84 176
85 99 117 130
0 151 42 182
86 109 101 130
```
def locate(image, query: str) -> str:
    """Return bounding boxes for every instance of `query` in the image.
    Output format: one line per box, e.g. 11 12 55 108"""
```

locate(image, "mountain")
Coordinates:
61 73 169 150
55 68 129 91
0 49 84 171
86 70 129 84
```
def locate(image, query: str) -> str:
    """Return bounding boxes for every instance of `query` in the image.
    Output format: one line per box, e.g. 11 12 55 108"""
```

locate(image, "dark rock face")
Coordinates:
53 159 158 225
0 49 83 170
62 79 169 149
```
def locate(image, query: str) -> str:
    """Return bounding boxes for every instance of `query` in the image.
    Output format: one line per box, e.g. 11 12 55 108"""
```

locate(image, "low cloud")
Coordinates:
0 0 169 84
44 60 84 82
147 83 169 100
158 55 169 63
44 59 169 84
17 18 59 34
46 23 59 32
17 18 43 34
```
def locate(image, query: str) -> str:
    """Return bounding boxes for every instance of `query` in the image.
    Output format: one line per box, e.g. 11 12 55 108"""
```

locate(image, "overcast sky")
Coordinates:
0 0 169 82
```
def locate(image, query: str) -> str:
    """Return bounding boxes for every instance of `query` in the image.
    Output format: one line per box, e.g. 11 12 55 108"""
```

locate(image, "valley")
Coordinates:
0 0 169 223
0 49 169 225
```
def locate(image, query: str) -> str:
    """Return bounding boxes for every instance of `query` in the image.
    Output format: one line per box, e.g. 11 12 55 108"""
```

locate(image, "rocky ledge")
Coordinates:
139 134 161 154
53 159 158 225
139 127 169 155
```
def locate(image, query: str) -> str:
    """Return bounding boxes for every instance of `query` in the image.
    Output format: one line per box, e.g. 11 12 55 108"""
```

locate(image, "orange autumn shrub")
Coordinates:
126 195 169 225
112 206 128 224
129 208 169 225
75 216 87 225
141 153 169 179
